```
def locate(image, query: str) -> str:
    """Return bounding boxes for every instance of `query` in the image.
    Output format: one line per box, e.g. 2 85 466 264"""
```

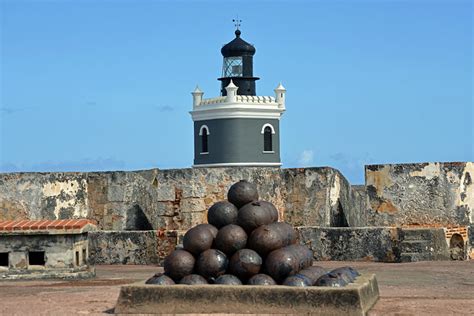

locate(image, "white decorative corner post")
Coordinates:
192 86 204 109
225 80 238 103
274 83 286 109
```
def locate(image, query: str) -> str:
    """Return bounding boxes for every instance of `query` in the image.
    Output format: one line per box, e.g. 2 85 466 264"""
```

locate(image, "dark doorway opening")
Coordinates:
0 253 8 267
29 251 45 266
125 205 153 230
331 201 349 227
449 234 465 260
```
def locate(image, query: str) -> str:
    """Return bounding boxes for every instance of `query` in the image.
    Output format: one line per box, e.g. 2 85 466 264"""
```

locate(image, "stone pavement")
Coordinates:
0 261 472 315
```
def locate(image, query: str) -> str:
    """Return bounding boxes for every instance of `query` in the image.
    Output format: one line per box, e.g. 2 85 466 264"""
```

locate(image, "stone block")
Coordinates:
88 231 160 265
297 227 400 262
115 274 380 315
365 162 473 226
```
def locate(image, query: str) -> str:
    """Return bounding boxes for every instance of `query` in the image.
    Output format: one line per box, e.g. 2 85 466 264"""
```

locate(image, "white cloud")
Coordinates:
298 149 314 166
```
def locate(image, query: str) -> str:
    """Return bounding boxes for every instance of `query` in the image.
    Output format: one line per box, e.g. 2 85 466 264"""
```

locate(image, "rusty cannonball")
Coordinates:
163 249 195 281
179 274 209 285
258 200 279 222
207 201 239 228
315 272 349 287
227 180 259 208
247 274 276 286
282 273 313 287
237 201 273 233
264 244 313 283
330 266 360 282
195 249 228 280
298 266 326 285
329 267 359 283
183 224 215 256
248 222 297 256
214 274 242 285
214 224 248 256
197 223 218 238
229 248 262 281
145 273 175 285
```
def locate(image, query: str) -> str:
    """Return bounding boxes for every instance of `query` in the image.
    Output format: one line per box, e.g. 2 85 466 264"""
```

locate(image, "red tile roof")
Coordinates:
0 219 96 234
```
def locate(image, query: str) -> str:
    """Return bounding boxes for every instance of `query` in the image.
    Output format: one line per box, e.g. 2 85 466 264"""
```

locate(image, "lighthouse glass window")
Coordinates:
223 57 243 77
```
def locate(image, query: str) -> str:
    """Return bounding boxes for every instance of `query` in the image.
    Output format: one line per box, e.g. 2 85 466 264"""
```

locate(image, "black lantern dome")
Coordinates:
221 30 256 57
218 30 259 96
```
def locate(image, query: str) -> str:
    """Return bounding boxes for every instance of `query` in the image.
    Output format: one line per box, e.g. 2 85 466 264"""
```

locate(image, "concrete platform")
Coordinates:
115 274 379 315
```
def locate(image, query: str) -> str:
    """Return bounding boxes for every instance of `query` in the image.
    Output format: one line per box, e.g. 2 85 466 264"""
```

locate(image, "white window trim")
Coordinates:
200 152 209 155
261 123 276 134
199 125 210 136
262 151 275 154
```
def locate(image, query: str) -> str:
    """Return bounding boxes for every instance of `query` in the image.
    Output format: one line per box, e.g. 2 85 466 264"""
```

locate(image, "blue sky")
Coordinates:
0 0 472 184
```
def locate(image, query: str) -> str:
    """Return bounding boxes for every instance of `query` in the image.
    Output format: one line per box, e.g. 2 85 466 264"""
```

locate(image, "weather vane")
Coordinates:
233 16 242 30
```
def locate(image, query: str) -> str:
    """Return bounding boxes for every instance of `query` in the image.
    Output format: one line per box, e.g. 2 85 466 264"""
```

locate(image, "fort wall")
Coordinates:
1 162 472 262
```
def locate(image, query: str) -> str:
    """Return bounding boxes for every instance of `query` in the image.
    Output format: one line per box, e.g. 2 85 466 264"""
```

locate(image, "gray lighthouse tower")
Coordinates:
190 29 286 167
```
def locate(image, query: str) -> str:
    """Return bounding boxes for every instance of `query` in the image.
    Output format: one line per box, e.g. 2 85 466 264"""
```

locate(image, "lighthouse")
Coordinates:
190 28 286 167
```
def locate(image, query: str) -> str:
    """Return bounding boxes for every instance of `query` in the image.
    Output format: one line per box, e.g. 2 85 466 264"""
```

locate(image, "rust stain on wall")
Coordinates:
376 200 398 213
366 165 393 197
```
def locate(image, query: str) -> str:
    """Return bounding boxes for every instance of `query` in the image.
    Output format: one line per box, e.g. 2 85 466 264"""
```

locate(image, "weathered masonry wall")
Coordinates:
88 231 177 265
0 167 359 230
87 227 454 264
365 162 473 227
297 227 400 262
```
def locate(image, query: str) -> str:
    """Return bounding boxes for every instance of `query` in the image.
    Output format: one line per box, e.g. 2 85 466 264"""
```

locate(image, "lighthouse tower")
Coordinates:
190 28 286 167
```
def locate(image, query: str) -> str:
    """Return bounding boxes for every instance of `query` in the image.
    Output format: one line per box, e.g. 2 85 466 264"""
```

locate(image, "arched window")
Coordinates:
199 125 209 153
261 123 275 152
264 127 272 152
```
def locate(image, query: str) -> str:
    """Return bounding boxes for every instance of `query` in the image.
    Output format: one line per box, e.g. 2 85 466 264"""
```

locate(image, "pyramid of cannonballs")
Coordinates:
146 180 359 286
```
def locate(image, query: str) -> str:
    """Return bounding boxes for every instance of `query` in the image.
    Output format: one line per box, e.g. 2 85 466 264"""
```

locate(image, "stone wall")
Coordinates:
365 162 473 227
297 227 400 262
1 162 472 231
88 230 177 265
0 167 360 230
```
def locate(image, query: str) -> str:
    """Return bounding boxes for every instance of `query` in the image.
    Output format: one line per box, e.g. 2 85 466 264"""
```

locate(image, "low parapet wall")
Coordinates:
1 162 472 232
87 227 454 264
0 167 359 230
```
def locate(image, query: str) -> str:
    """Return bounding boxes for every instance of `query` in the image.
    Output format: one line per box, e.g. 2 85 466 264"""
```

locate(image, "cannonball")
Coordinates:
214 224 248 256
197 223 218 238
214 274 242 285
315 272 349 287
330 266 360 282
248 222 297 256
183 224 215 256
145 273 175 285
207 201 239 228
229 249 262 280
298 266 326 285
195 249 228 280
227 180 259 208
237 201 273 233
264 245 313 283
179 274 208 285
329 267 358 283
282 274 312 287
258 200 279 222
247 274 277 286
164 249 195 281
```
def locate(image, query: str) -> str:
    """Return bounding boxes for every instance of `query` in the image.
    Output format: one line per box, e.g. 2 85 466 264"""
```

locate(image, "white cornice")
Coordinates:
190 104 285 121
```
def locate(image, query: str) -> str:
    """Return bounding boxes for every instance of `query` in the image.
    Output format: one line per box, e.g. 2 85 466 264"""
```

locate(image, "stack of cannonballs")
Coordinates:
146 180 359 287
